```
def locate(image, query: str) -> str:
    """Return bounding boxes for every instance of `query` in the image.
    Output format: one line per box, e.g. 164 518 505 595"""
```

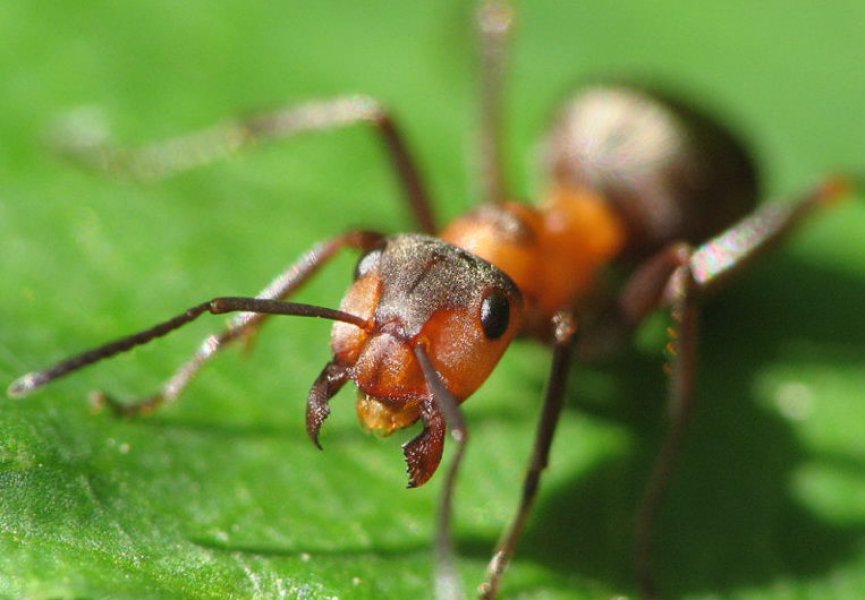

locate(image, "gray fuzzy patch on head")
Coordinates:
372 234 521 339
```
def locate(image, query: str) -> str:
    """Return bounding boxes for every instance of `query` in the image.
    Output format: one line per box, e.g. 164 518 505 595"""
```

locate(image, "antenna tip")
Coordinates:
7 372 42 398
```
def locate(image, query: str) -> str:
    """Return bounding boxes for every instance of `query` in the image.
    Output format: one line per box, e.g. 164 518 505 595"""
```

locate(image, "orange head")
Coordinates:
308 233 523 486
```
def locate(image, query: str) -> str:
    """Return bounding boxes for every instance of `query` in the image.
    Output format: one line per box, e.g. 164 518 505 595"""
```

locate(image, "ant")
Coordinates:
7 1 861 599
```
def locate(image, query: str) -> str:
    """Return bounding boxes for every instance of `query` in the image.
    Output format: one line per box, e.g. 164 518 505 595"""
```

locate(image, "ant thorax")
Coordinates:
441 190 625 335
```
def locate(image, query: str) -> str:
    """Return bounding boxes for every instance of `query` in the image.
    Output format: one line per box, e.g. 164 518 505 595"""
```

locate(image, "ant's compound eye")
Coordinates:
354 247 383 280
480 288 510 340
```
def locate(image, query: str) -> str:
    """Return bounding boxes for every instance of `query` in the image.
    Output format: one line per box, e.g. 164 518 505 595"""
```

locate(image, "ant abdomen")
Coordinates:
543 84 760 252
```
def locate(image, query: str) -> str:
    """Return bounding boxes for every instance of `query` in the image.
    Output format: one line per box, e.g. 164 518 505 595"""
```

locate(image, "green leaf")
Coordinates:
2 1 865 599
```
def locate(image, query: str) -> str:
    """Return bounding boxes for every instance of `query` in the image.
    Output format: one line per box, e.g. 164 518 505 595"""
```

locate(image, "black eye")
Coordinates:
480 289 510 340
354 247 382 280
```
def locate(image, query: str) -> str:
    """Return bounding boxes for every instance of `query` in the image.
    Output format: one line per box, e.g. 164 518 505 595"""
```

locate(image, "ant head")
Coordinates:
330 234 523 436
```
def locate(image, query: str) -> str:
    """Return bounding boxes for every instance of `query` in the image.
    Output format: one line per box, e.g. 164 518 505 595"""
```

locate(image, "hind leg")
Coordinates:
619 176 856 599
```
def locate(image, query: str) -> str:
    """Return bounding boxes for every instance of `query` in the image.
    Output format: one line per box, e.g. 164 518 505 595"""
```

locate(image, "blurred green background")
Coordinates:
2 1 865 598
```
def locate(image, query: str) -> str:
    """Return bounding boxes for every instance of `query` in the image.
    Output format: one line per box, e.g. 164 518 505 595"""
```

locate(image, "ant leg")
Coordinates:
90 229 382 416
686 176 854 296
414 345 470 600
51 97 436 233
634 260 698 600
476 0 514 205
479 312 578 600
620 175 857 599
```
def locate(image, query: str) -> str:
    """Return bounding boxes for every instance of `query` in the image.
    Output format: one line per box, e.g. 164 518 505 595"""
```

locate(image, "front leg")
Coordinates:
479 312 578 599
409 345 472 600
93 230 382 416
